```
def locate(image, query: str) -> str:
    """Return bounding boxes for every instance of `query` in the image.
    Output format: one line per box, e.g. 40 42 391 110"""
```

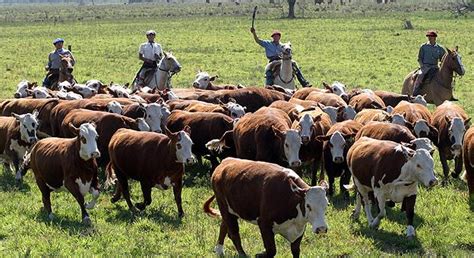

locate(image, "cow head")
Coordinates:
317 131 355 164
273 127 301 167
297 113 317 144
193 71 218 89
446 116 470 157
106 101 124 114
412 95 427 106
85 80 106 93
166 126 195 165
402 138 435 156
160 102 171 128
338 105 356 121
69 122 100 161
28 87 52 99
390 113 407 126
13 110 39 144
399 146 438 188
324 81 348 102
109 84 131 98
144 102 164 133
289 178 328 234
136 118 151 132
221 99 246 119
73 84 97 98
317 104 337 124
14 80 36 98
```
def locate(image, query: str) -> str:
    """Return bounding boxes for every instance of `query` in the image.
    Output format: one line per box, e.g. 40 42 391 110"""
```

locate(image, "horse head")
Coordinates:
59 54 74 74
280 42 292 60
160 52 182 74
445 47 465 76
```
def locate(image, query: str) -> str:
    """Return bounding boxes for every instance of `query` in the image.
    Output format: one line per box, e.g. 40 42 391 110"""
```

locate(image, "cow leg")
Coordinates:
36 179 54 220
257 220 276 257
312 158 323 186
136 181 152 211
340 169 351 199
439 150 450 184
224 214 246 256
351 192 362 220
85 175 100 209
327 174 335 196
111 183 122 203
290 234 303 258
403 194 417 239
118 175 138 214
64 179 91 225
172 179 184 217
453 155 463 178
214 221 227 256
370 188 386 229
361 191 374 224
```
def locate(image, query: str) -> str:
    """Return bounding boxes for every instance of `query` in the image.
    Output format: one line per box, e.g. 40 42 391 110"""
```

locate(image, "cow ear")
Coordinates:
401 145 415 159
89 122 97 129
465 118 471 127
29 82 37 88
444 116 451 125
32 109 39 118
289 177 307 198
229 98 236 103
313 114 322 123
316 103 326 110
210 75 218 81
319 180 329 191
385 105 393 114
272 125 284 139
183 125 192 137
164 126 175 138
12 113 21 120
401 142 415 150
156 98 164 105
322 81 331 91
68 123 80 135
455 46 459 52
26 89 34 95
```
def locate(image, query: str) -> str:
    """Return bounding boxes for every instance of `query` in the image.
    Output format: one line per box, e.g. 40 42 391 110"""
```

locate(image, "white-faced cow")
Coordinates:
347 137 438 238
204 158 329 257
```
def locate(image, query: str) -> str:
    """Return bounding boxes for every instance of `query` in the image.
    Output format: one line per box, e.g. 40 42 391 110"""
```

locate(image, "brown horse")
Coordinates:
50 54 75 90
402 47 465 106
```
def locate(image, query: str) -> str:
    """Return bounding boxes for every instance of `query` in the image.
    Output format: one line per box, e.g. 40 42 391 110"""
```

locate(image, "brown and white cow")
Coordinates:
192 71 243 90
107 127 195 216
0 111 39 181
233 107 302 168
269 100 304 121
61 109 150 167
305 91 346 108
14 80 37 98
393 101 438 144
354 109 390 125
432 101 471 182
24 123 101 225
462 127 474 198
316 120 362 196
204 158 329 257
347 137 438 238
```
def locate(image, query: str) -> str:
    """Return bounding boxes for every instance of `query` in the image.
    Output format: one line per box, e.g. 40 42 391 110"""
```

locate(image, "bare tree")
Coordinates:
288 0 296 18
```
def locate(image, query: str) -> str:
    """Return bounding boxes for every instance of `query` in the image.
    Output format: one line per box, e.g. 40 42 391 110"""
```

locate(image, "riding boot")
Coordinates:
265 70 274 86
412 76 424 96
292 63 311 87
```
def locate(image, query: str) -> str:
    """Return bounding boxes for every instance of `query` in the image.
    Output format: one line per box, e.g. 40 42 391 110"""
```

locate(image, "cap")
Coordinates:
146 30 156 36
271 30 281 37
52 38 64 45
426 30 438 37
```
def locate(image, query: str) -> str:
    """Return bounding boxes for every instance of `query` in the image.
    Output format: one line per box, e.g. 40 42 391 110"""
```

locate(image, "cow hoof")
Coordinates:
110 196 120 203
48 213 54 221
369 221 380 229
451 172 460 179
350 211 360 220
178 212 185 218
441 179 449 186
255 252 266 258
135 203 147 211
386 200 395 208
82 216 92 226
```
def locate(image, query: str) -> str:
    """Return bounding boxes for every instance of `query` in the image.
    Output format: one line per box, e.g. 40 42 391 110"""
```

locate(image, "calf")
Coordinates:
14 80 36 98
107 127 195 216
204 158 328 257
234 107 302 168
316 120 362 196
462 127 474 198
61 109 150 167
0 111 39 181
192 71 243 90
374 90 412 107
347 137 437 238
25 123 101 225
349 92 386 112
432 101 470 182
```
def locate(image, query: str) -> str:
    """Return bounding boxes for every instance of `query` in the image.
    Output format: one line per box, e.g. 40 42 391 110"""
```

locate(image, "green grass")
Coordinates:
0 5 474 256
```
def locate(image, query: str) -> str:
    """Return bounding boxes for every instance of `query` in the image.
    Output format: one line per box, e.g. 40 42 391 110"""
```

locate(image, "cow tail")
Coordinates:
343 180 356 191
203 195 221 217
18 151 32 179
104 162 117 189
461 170 467 182
206 139 224 154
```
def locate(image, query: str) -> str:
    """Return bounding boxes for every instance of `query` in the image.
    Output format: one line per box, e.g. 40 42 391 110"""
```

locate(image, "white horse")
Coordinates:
133 52 182 92
267 42 295 90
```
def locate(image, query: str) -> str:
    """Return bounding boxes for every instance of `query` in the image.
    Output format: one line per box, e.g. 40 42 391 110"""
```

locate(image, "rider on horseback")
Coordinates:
250 28 311 88
134 30 164 88
412 30 446 96
42 38 75 88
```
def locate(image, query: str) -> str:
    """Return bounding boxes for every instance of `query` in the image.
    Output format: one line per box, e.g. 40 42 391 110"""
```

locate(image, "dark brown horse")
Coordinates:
402 47 465 106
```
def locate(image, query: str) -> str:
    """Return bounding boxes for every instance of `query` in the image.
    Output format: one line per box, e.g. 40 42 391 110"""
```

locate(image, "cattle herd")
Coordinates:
1 75 473 257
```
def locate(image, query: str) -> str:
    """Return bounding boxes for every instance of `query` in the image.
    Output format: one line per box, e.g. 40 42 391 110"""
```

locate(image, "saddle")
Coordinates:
411 67 439 84
265 60 282 76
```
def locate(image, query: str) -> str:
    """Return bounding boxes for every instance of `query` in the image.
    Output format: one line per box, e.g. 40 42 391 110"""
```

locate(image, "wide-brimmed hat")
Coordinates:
271 30 281 37
426 30 438 37
52 38 64 45
146 30 156 35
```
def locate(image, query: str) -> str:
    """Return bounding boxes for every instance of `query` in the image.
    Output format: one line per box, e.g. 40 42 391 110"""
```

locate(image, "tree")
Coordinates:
288 0 296 18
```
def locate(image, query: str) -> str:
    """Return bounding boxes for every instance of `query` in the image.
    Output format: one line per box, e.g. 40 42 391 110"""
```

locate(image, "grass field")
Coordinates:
0 4 474 256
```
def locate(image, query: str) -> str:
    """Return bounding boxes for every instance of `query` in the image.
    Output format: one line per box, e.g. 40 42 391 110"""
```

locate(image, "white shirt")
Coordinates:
139 42 163 61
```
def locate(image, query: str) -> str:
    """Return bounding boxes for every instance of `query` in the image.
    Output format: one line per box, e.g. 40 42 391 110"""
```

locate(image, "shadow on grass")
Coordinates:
34 210 97 236
184 162 212 188
328 192 353 211
469 197 474 212
105 202 182 228
0 170 31 193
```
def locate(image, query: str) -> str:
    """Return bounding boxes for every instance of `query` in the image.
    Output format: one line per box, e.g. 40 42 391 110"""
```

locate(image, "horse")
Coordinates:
49 54 75 90
266 42 295 90
133 52 182 92
402 47 465 106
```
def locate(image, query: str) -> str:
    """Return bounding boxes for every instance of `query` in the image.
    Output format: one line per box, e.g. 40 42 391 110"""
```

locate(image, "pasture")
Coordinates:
0 4 473 256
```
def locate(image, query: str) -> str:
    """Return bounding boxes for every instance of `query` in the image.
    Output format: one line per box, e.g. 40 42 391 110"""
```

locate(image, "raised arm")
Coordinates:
250 27 262 45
